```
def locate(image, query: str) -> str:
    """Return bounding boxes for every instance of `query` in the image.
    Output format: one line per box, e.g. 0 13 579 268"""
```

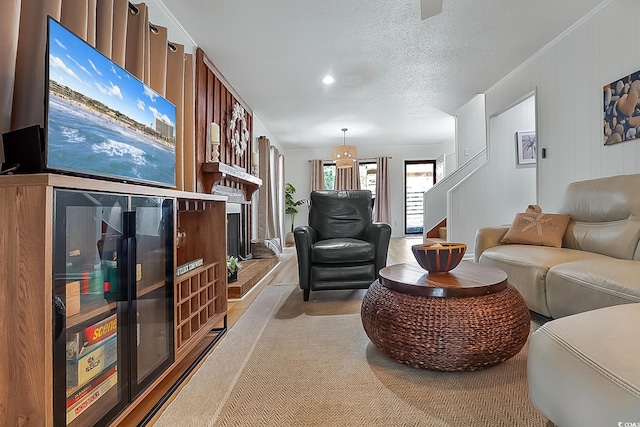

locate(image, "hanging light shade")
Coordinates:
332 128 357 169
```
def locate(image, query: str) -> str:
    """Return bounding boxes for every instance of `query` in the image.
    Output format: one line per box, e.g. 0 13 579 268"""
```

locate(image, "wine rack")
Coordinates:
175 198 227 359
175 262 225 353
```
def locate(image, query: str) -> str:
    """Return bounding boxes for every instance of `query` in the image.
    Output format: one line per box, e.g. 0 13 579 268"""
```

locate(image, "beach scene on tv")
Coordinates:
47 18 176 187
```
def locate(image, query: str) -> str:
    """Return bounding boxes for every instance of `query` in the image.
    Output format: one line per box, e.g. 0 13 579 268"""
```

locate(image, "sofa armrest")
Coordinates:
293 226 317 290
365 223 392 277
474 226 510 263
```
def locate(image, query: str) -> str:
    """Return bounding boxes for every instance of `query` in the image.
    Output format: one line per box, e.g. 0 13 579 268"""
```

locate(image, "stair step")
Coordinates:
439 227 447 240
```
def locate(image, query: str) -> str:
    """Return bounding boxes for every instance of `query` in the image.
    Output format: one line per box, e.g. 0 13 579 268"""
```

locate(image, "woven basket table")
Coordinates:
361 262 530 371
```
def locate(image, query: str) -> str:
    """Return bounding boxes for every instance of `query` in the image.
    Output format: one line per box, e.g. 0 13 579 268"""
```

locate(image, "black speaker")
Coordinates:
1 125 45 174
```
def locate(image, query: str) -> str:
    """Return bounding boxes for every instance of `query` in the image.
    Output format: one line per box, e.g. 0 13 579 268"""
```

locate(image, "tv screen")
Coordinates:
46 17 176 188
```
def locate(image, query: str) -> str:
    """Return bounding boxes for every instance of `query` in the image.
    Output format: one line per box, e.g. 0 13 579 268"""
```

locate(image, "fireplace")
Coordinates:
214 183 255 259
227 202 244 258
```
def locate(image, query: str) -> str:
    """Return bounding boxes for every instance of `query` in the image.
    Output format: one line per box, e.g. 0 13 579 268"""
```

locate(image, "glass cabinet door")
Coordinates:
130 196 174 398
53 189 129 427
53 191 175 425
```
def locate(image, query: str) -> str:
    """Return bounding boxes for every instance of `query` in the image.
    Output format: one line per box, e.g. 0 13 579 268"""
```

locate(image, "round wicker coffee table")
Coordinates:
361 262 530 371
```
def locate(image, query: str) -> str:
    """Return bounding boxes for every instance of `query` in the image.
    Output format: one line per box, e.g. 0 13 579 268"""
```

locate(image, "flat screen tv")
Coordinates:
45 16 176 188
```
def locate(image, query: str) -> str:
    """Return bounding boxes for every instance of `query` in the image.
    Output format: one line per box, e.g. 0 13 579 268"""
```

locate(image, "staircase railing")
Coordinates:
422 149 487 240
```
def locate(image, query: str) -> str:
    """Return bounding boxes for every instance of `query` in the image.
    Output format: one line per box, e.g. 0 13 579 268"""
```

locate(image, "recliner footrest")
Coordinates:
528 303 640 426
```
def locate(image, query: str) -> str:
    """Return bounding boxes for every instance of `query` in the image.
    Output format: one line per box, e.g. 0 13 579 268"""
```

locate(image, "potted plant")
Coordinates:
285 182 305 247
227 255 241 283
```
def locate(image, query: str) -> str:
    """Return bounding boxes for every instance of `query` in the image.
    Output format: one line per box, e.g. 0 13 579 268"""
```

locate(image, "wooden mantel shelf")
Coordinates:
201 162 262 200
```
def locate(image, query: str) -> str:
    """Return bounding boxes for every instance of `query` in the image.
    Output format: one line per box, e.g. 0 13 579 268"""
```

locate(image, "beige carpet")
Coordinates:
154 284 548 427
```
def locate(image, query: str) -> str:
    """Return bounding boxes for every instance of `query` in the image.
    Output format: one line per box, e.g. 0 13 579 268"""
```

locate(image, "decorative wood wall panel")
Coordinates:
195 48 253 191
195 48 254 257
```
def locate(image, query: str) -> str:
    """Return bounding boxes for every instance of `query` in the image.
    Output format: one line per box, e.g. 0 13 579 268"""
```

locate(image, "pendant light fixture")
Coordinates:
332 128 358 169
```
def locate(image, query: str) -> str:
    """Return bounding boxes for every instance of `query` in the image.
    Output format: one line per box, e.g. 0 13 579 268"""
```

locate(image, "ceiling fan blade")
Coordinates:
420 0 442 20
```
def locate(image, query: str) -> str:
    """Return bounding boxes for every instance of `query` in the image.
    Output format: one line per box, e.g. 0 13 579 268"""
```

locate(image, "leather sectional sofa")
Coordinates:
474 174 640 426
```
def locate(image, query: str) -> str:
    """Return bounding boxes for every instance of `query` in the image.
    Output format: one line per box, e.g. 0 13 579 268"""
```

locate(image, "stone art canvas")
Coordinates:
603 70 640 145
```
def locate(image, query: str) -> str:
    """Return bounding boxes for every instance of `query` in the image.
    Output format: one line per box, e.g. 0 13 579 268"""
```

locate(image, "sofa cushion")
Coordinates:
528 304 640 427
479 245 606 317
501 212 570 247
560 174 640 260
311 238 375 264
546 258 640 318
309 190 372 241
563 218 640 260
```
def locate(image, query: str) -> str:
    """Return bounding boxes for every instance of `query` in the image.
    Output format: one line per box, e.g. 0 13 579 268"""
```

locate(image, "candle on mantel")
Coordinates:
210 122 220 143
250 151 259 176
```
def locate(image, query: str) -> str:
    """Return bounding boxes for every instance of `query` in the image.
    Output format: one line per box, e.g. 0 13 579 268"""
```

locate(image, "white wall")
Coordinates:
444 152 457 176
253 115 284 152
448 95 536 252
284 142 449 237
483 0 640 212
441 119 458 176
456 94 487 168
448 0 640 254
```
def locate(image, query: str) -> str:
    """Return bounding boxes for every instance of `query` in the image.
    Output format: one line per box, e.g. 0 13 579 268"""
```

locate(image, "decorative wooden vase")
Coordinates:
411 242 467 273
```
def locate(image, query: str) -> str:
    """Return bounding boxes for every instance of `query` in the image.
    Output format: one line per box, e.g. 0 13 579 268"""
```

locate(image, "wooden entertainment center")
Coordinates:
0 173 228 426
0 17 265 426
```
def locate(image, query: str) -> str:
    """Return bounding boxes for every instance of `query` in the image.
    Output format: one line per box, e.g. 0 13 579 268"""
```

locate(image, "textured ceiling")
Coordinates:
160 0 605 149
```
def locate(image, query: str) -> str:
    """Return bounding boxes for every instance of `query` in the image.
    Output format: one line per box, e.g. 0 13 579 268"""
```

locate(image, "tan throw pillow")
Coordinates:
501 212 571 247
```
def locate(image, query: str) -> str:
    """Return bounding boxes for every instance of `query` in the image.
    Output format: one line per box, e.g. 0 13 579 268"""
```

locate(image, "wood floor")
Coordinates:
132 236 420 426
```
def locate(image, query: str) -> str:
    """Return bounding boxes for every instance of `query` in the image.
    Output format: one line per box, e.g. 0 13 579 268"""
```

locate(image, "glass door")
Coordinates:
130 196 174 398
53 189 129 427
405 160 436 235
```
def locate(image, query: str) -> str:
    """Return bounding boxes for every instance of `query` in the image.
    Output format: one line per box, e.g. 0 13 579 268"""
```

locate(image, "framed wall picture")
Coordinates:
516 131 536 165
603 70 640 145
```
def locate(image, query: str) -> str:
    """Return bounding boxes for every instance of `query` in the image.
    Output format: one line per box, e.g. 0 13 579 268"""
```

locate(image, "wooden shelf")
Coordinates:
201 162 261 200
138 280 166 298
66 296 117 329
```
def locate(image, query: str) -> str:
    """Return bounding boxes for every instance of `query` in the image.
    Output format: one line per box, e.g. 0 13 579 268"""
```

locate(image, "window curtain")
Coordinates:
309 159 325 191
3 0 194 190
257 136 284 252
125 3 150 84
375 156 391 224
335 164 361 191
166 43 185 190
10 0 62 132
0 0 23 162
276 150 285 245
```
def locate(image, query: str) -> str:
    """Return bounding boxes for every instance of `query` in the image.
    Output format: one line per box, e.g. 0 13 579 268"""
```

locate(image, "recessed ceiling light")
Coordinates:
322 75 335 85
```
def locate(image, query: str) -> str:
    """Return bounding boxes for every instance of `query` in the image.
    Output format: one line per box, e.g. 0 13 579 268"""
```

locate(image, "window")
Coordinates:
323 162 377 197
323 164 335 190
359 162 376 194
405 160 436 234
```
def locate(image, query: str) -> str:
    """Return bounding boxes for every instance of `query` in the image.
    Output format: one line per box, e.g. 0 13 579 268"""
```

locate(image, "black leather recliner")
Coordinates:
293 190 392 301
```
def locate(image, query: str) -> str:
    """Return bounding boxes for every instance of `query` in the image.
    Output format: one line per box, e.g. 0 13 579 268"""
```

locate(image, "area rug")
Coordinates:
154 284 548 426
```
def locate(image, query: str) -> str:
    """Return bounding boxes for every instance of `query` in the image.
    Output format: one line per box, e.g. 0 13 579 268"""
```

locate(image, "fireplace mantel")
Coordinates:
202 162 261 200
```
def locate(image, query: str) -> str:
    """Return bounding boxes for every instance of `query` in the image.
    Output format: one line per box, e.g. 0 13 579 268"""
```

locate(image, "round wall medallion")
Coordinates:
229 102 249 156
